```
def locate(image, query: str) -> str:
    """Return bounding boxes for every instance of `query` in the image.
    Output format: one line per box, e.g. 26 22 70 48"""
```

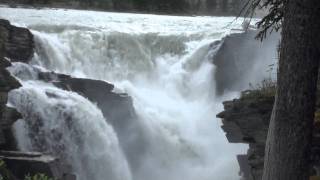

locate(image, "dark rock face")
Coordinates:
38 71 147 171
217 92 273 180
0 19 34 63
0 18 145 176
0 58 22 150
0 19 75 180
0 151 75 180
38 71 137 134
217 90 320 180
0 19 30 150
213 30 280 95
0 19 32 149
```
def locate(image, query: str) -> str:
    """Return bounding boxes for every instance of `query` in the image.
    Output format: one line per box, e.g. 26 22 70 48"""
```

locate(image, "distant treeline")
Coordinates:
2 0 245 15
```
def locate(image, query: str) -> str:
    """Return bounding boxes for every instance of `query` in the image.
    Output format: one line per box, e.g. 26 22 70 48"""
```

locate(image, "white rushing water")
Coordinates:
0 7 256 180
10 80 132 180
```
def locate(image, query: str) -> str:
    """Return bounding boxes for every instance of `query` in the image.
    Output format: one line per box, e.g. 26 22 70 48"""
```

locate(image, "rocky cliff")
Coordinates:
18 68 147 169
0 25 22 150
0 19 34 63
214 29 320 179
0 19 78 180
212 30 280 95
0 19 144 179
217 88 320 180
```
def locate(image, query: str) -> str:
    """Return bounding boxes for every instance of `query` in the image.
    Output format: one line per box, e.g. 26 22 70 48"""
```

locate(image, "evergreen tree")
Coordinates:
245 0 320 179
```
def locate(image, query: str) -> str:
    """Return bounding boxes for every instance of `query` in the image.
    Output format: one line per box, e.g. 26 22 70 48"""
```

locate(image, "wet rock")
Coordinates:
0 151 75 180
237 155 251 180
217 91 273 180
38 71 148 171
0 19 25 150
0 57 22 150
217 89 320 179
0 19 76 180
212 30 279 95
0 19 34 63
38 71 136 131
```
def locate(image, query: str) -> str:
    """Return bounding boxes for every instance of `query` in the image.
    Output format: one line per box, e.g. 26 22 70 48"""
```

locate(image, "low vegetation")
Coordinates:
0 160 54 180
24 174 54 180
241 78 277 99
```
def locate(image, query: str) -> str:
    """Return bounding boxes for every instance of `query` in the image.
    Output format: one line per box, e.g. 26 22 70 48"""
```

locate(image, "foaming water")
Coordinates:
1 7 249 180
9 81 132 180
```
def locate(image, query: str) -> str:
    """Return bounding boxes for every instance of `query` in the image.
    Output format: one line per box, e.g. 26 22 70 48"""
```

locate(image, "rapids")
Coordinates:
0 7 268 180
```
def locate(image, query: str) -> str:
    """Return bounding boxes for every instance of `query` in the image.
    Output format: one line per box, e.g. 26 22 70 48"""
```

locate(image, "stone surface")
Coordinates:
38 71 137 133
0 151 75 180
212 30 280 95
0 56 22 150
38 71 148 170
0 19 34 63
217 89 320 179
217 91 273 180
0 19 34 149
0 19 76 180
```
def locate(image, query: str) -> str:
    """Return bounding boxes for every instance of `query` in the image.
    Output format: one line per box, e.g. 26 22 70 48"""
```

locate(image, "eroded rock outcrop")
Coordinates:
0 20 24 151
37 70 147 171
0 55 22 151
0 20 75 180
217 90 274 180
0 18 146 175
0 19 34 63
217 89 320 180
213 30 280 95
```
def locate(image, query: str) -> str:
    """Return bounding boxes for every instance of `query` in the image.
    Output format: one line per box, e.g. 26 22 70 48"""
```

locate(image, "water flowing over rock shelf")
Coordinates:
0 7 281 180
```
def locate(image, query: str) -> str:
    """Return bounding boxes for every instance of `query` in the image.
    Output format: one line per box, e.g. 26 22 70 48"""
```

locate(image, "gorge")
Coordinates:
0 6 279 180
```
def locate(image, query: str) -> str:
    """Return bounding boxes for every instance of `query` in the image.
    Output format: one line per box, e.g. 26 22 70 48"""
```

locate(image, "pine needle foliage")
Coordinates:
240 0 285 41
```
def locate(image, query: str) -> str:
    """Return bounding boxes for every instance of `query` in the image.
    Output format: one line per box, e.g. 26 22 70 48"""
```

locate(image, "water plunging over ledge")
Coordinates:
0 7 273 180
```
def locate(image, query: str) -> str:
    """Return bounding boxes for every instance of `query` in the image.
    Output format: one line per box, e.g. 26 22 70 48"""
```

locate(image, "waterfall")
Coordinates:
9 79 132 180
0 7 257 180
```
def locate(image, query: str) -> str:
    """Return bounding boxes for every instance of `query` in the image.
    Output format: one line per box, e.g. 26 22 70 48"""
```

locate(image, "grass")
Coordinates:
241 78 277 100
24 174 54 180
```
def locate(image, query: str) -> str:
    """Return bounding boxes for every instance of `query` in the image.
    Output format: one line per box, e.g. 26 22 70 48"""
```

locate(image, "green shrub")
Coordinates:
24 174 54 180
0 160 12 180
0 160 54 180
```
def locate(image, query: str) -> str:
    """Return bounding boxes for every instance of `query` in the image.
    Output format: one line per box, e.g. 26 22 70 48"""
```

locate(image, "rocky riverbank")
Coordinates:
0 19 77 180
0 19 141 179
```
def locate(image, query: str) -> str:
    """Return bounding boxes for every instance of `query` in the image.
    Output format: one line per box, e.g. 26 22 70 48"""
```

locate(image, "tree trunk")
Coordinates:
262 1 320 180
